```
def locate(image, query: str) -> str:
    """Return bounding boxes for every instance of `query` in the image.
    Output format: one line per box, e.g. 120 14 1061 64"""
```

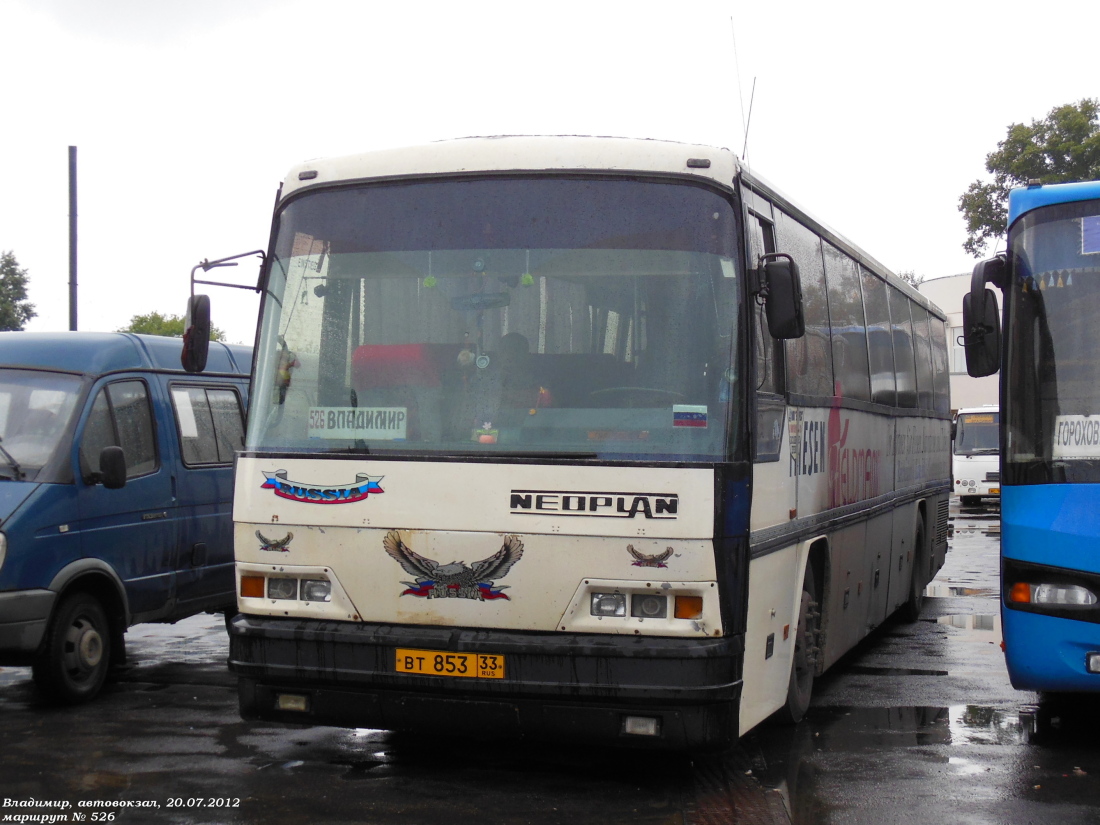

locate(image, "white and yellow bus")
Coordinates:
198 136 951 749
951 405 1000 506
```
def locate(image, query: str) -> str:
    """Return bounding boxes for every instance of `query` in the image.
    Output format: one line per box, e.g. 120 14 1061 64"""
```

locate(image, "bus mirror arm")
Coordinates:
757 253 805 340
962 255 1004 378
181 249 265 373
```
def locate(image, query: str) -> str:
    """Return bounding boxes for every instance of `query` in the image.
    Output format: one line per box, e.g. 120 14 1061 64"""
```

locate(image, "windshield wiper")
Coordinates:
0 436 25 480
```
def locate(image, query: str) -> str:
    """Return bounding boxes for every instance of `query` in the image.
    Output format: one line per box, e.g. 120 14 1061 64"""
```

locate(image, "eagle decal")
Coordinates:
383 530 524 600
628 545 673 568
257 530 294 552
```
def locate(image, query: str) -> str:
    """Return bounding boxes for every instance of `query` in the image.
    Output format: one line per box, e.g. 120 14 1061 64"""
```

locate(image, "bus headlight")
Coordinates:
301 579 332 602
0 532 6 571
591 593 627 617
267 578 299 600
1008 582 1098 606
631 594 668 618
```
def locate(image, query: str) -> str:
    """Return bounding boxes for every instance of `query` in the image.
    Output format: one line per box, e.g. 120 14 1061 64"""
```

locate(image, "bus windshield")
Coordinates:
0 369 82 480
1004 198 1100 483
954 411 998 456
248 176 743 461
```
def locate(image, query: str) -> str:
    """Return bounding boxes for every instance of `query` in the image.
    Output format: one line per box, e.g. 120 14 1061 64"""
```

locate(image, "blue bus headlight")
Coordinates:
1030 584 1098 606
591 593 626 617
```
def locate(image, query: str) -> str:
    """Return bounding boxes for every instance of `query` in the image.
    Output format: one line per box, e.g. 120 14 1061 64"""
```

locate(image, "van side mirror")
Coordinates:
760 253 805 339
962 287 1000 377
181 294 211 374
99 445 127 489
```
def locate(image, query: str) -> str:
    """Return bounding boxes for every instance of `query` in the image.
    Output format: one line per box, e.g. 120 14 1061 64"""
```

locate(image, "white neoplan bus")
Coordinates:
952 406 1000 506
190 136 952 749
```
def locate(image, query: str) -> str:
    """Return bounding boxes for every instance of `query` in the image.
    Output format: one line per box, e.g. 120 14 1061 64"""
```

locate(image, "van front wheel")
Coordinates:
33 593 112 704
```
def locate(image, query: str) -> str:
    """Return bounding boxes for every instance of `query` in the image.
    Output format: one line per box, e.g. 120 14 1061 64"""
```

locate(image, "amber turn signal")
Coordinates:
674 596 704 619
1008 582 1031 603
241 575 265 598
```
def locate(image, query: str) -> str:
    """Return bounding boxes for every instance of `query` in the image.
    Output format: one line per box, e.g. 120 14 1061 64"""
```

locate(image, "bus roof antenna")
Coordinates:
730 18 749 156
742 77 756 161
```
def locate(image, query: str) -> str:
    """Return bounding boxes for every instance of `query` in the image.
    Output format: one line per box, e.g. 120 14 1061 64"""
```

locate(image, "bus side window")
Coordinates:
929 317 951 415
776 210 833 398
822 243 871 402
748 209 784 395
888 287 918 408
911 303 935 410
860 267 897 406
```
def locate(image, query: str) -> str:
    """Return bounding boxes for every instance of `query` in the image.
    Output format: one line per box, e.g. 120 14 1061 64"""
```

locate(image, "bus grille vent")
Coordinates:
934 499 950 546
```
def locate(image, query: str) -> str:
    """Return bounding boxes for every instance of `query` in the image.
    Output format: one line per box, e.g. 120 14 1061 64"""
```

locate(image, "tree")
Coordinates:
959 98 1100 257
0 251 37 331
897 270 925 289
118 311 225 341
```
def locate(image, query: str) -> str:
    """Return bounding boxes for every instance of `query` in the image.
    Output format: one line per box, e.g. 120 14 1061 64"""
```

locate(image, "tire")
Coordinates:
775 571 818 725
32 593 112 704
899 524 927 623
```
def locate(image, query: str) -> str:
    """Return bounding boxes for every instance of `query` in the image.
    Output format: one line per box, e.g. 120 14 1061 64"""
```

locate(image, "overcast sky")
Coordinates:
1 0 1096 344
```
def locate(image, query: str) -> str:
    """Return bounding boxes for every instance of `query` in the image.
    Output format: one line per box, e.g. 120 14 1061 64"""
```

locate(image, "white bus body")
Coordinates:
223 136 952 749
952 406 1000 505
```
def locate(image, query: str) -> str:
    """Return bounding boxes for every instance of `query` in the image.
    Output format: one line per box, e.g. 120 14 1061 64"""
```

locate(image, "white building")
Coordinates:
919 273 998 412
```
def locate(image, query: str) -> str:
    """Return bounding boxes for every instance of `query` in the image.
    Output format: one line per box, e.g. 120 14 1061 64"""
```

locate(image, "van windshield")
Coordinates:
0 370 82 480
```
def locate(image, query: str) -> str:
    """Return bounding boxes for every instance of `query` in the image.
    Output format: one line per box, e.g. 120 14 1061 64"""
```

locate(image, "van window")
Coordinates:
80 380 158 479
171 386 245 465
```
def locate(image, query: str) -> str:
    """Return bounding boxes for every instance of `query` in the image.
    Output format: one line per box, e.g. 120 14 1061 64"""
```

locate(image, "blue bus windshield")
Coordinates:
1003 197 1100 484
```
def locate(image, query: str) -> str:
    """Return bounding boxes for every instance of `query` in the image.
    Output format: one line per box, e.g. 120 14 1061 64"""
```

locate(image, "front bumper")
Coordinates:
0 589 55 662
228 614 743 749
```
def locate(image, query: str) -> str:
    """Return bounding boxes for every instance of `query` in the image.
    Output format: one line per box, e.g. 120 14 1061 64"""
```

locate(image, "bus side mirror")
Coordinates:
181 294 211 374
99 446 127 489
962 287 1000 377
761 254 805 339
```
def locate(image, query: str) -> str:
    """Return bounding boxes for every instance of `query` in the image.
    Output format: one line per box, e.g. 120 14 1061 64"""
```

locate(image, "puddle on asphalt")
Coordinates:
748 703 1037 823
924 584 998 598
846 665 949 677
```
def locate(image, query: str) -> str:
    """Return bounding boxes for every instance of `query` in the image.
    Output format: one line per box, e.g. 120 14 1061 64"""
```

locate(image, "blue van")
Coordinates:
0 332 250 703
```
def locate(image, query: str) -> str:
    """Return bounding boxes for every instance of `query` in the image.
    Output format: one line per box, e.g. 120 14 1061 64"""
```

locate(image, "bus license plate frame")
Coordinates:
395 648 506 679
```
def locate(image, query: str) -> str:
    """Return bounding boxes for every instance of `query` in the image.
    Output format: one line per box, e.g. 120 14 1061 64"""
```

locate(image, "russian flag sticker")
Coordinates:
673 405 708 428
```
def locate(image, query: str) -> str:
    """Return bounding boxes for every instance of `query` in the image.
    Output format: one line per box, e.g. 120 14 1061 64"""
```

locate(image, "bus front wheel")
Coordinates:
776 571 819 724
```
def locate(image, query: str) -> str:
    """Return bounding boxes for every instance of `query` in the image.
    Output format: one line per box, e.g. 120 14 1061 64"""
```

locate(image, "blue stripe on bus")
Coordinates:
1002 485 1100 575
1002 609 1100 692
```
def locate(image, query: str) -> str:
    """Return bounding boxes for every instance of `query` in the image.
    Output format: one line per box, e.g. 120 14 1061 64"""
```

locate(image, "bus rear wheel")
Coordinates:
32 593 112 704
776 571 819 725
899 523 928 623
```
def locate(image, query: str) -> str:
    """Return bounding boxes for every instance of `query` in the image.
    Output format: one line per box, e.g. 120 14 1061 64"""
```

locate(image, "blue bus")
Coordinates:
966 179 1100 692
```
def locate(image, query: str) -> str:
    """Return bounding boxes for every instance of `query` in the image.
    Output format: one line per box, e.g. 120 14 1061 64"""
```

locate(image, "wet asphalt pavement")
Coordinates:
2 500 1099 824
